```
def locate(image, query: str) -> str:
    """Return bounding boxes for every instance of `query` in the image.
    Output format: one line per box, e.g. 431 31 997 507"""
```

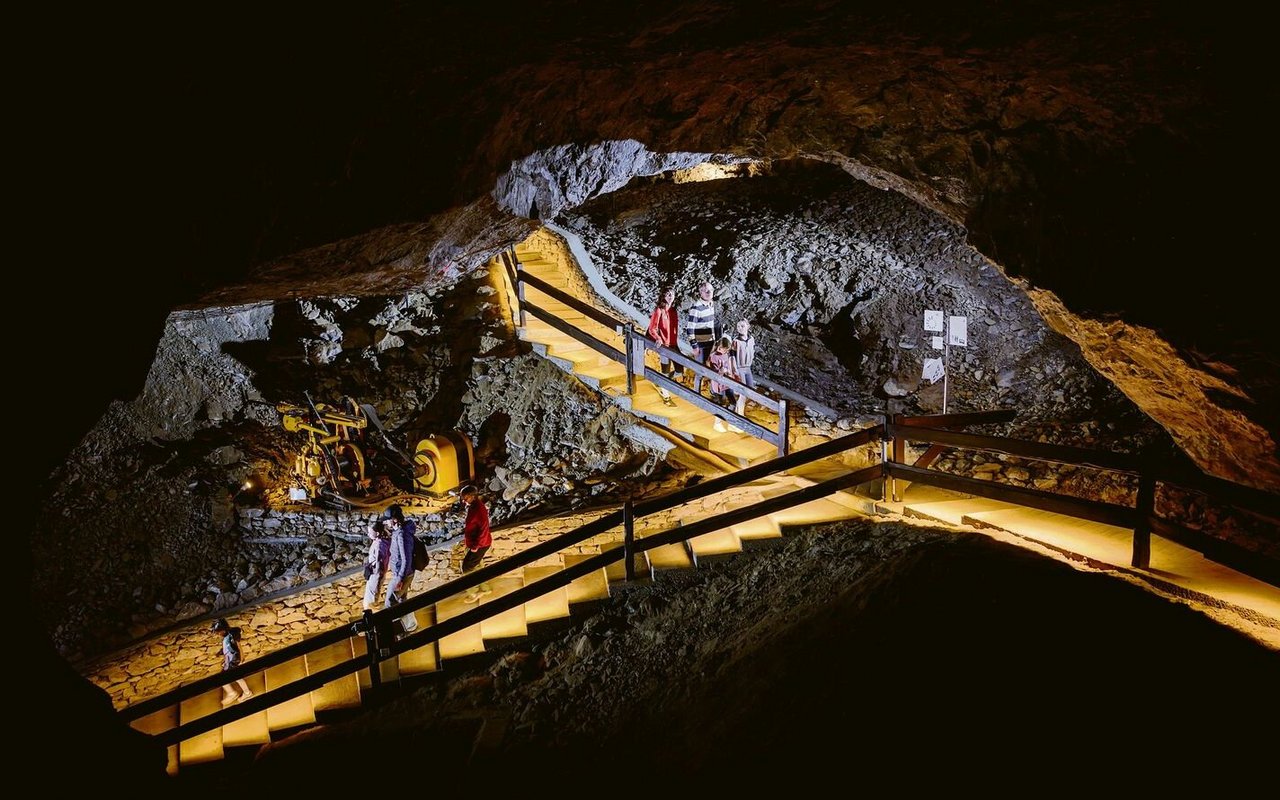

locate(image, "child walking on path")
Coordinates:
211 618 252 706
458 485 493 603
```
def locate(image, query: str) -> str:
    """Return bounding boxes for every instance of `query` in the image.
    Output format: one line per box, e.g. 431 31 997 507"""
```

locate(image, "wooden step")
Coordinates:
221 671 270 747
574 362 628 390
520 310 589 329
520 272 569 288
561 553 611 604
548 344 611 366
708 438 778 468
305 638 363 713
435 593 488 662
177 688 224 766
770 497 862 527
642 535 695 571
351 633 402 689
687 523 742 564
129 703 180 775
600 539 652 582
730 516 783 543
478 575 528 640
264 657 316 732
900 496 1014 526
397 605 441 677
540 337 596 356
522 565 572 623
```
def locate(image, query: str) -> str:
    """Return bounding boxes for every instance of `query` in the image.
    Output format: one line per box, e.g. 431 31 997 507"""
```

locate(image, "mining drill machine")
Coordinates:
276 392 475 508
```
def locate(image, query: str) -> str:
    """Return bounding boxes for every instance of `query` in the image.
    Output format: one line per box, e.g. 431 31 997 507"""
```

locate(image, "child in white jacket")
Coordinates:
730 319 756 416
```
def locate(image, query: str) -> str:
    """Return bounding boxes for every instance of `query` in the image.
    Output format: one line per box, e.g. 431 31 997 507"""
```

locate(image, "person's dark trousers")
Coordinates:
462 545 490 572
691 343 709 394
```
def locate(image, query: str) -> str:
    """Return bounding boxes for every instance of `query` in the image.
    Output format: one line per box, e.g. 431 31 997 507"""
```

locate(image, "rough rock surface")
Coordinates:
34 266 671 664
558 162 1171 452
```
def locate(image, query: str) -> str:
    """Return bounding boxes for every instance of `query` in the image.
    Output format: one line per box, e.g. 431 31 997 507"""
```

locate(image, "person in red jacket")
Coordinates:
459 485 493 603
646 284 679 406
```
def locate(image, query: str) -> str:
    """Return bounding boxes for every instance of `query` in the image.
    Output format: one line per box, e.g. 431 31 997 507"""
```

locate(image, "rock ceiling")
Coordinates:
27 1 1275 492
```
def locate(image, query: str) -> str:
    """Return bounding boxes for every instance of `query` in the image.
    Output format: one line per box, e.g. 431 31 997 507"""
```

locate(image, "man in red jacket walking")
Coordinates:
459 485 493 603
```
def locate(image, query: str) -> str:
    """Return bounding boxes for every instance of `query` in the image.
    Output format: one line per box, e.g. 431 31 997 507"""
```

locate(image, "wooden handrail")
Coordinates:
887 423 1143 475
524 302 626 365
635 464 885 552
897 409 1017 428
753 376 838 421
518 270 625 331
634 426 883 517
638 336 777 410
892 418 1280 521
1157 468 1280 520
887 462 1138 528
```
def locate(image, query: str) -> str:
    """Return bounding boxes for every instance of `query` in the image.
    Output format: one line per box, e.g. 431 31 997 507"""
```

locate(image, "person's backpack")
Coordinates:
412 537 429 572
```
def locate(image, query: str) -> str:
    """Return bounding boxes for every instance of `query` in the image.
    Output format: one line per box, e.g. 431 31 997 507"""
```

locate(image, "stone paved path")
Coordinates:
86 484 781 709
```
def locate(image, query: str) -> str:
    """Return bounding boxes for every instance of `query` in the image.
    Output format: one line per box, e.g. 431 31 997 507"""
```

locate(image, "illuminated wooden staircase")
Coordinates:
125 547 614 774
123 473 874 774
506 232 778 468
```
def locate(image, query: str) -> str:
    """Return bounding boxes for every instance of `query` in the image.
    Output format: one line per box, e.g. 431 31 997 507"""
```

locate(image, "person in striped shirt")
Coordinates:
685 280 720 395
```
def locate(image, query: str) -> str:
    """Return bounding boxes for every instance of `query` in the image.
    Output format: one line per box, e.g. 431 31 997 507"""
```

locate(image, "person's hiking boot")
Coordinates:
463 592 481 603
221 693 240 707
713 419 727 433
237 689 254 703
659 391 676 407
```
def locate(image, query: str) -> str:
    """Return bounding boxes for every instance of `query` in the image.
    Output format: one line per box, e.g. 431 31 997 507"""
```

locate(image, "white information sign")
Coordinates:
948 316 968 347
924 309 944 332
922 358 945 384
931 335 944 350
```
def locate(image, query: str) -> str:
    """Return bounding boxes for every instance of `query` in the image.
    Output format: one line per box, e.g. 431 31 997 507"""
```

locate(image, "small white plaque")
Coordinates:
948 316 968 347
931 335 944 350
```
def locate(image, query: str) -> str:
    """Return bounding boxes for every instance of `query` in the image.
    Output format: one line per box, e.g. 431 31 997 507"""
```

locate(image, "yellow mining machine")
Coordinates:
276 392 475 508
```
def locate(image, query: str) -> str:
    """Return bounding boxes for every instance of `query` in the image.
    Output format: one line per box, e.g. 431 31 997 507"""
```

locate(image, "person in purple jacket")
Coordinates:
383 505 419 634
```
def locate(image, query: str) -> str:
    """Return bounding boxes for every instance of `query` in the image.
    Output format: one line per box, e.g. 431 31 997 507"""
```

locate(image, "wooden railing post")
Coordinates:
890 412 904 502
1133 468 1155 569
361 608 381 695
776 399 789 457
879 414 889 502
515 266 526 328
623 500 636 581
624 328 636 395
